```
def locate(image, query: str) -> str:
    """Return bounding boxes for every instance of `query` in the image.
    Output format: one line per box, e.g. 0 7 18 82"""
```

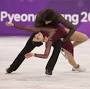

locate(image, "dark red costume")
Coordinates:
51 26 73 55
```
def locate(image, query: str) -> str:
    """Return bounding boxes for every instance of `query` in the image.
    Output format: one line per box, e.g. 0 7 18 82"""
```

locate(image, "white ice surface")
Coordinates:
0 36 90 89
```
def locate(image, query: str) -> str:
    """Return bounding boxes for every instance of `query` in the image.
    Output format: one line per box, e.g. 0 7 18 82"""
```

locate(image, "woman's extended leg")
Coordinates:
70 31 88 47
65 28 88 47
6 33 43 73
63 49 85 72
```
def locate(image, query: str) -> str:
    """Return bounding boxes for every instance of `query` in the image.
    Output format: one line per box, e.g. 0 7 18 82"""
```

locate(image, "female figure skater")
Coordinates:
35 9 88 47
34 9 88 74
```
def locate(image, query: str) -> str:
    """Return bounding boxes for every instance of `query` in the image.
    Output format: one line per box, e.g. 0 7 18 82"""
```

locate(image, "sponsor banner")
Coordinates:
0 0 90 36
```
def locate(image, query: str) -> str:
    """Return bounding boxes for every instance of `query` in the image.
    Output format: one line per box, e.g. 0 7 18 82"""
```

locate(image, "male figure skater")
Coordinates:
6 9 64 75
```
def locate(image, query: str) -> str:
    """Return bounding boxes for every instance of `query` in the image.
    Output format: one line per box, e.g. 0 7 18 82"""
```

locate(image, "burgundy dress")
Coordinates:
51 26 73 55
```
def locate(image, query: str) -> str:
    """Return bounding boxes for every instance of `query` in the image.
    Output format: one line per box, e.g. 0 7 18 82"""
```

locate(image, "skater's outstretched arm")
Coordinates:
5 22 55 33
25 40 52 59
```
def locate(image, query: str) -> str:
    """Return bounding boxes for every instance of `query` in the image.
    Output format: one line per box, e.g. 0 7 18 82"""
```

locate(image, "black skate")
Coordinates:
45 69 52 75
6 67 14 74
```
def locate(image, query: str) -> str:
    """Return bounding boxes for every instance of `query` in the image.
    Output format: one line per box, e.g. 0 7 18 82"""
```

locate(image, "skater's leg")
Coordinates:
45 40 62 75
71 32 88 47
65 28 88 47
63 49 85 72
7 33 43 73
63 49 78 67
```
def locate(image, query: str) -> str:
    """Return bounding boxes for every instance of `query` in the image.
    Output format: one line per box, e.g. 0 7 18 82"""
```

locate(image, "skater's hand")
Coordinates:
25 53 34 58
5 22 14 27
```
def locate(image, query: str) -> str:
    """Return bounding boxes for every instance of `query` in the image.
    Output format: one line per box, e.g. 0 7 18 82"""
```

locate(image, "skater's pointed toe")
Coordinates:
72 65 86 72
45 69 52 75
6 67 14 74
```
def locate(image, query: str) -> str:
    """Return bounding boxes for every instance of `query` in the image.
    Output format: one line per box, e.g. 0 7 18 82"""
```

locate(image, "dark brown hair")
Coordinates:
35 8 60 28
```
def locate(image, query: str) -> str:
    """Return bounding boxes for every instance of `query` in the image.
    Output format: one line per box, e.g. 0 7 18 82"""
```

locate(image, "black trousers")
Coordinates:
46 40 62 71
9 33 62 72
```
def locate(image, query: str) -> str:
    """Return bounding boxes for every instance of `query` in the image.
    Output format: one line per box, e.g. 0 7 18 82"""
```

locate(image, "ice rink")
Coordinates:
0 36 90 89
